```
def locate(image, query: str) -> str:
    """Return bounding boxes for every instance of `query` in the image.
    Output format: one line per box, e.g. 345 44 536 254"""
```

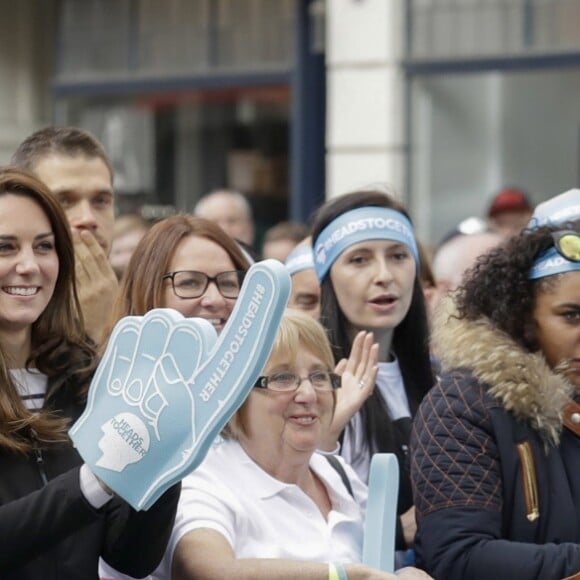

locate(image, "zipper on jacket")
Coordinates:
31 429 49 486
516 441 539 522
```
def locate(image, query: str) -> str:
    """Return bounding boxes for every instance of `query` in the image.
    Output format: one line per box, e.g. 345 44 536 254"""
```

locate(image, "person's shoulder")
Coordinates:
311 452 363 492
434 367 494 399
417 367 497 430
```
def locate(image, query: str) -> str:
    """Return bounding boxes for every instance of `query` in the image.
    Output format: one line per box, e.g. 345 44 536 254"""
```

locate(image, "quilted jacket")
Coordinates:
411 304 580 580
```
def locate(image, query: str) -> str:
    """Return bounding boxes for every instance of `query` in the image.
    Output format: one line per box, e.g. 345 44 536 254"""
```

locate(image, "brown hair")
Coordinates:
0 167 96 452
11 126 114 180
105 214 251 338
417 239 436 289
311 188 433 456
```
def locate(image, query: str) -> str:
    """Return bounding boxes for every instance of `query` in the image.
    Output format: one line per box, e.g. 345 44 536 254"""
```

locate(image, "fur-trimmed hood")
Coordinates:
432 298 574 445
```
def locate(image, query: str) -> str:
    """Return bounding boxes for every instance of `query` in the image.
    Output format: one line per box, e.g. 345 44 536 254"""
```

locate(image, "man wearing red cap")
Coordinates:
486 187 534 238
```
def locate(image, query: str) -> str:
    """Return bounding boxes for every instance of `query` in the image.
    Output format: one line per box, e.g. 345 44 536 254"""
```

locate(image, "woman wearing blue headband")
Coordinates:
411 225 580 580
311 190 434 557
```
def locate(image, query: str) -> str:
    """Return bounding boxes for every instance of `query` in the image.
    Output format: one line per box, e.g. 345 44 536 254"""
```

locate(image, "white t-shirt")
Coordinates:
341 358 410 483
150 439 367 580
11 368 47 411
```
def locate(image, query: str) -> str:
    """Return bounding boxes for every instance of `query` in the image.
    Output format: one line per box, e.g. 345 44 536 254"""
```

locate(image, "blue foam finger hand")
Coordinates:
123 313 175 404
98 319 141 397
70 261 290 511
137 260 290 510
70 311 214 507
70 315 142 441
93 354 196 507
164 316 217 383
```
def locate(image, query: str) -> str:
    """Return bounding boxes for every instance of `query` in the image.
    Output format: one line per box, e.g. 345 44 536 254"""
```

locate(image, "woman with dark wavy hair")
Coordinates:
411 221 580 579
0 167 179 579
311 189 434 555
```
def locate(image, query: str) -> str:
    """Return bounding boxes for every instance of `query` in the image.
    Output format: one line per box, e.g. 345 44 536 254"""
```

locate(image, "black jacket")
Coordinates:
411 306 580 580
0 372 180 579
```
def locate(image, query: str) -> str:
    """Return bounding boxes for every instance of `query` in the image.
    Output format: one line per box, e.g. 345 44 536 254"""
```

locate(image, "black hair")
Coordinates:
311 190 433 456
456 225 569 351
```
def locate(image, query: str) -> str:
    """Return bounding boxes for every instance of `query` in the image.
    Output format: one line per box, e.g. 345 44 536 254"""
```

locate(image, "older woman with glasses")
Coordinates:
104 214 250 338
151 309 430 580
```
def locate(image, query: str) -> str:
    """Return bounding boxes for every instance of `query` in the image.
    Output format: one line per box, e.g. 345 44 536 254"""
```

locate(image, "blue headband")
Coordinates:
285 245 315 276
529 246 580 280
313 207 419 281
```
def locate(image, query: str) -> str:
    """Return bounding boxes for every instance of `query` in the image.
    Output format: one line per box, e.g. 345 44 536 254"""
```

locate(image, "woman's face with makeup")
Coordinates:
329 239 416 334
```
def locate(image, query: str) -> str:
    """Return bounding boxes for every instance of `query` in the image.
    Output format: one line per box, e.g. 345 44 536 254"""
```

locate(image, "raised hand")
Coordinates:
70 259 290 510
319 331 378 451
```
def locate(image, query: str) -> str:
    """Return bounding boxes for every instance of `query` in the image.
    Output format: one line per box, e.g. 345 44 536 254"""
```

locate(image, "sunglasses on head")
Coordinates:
551 230 580 262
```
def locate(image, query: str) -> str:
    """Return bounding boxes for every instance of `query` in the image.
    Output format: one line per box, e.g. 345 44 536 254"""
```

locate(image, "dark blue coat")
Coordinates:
411 313 580 580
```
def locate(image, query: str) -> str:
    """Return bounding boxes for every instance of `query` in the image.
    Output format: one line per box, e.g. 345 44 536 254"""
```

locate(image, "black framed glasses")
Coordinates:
254 370 341 392
163 270 245 299
552 230 580 262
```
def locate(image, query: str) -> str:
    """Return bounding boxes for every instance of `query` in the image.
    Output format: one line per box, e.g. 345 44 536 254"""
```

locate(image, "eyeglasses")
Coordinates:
163 270 245 299
254 370 341 392
552 230 580 262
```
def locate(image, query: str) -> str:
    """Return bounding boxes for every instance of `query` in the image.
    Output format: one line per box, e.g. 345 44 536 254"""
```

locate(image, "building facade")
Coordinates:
1 0 579 245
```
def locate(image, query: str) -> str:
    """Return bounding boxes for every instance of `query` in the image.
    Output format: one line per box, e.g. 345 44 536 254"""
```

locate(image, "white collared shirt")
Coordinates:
151 439 367 579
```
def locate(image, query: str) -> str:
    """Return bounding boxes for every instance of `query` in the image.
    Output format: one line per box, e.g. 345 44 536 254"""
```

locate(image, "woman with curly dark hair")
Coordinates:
411 216 580 580
311 190 434 556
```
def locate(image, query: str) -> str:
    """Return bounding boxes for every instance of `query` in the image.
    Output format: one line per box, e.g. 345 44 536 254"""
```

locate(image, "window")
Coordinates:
409 0 580 60
57 0 295 80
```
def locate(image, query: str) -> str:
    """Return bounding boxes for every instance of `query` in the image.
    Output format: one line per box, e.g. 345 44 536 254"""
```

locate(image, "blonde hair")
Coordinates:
225 309 335 439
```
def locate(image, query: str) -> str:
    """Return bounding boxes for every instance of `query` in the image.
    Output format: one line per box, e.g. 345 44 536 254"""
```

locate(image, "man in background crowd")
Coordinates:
261 220 308 262
432 229 504 296
194 189 255 248
109 213 150 280
12 126 119 344
486 186 534 238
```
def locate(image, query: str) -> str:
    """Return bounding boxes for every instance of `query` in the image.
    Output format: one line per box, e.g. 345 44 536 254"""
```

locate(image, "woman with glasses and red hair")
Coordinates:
411 192 580 579
104 214 251 340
